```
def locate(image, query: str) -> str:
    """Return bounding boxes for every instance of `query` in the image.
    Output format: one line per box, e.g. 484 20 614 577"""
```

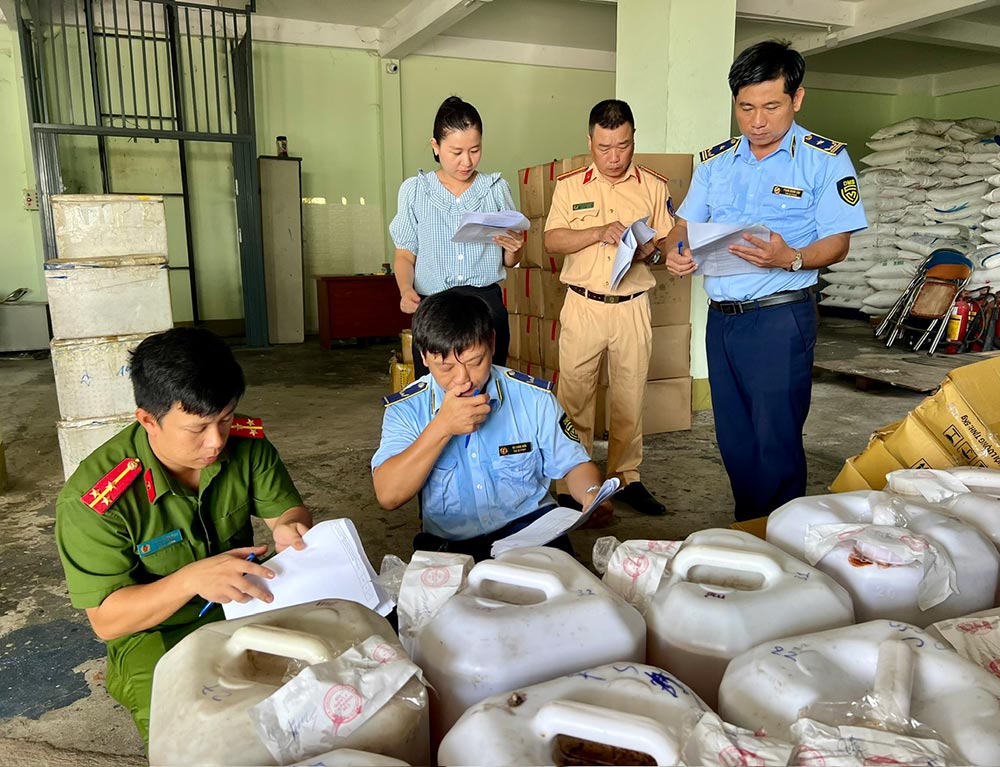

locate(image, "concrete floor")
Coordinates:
0 317 930 764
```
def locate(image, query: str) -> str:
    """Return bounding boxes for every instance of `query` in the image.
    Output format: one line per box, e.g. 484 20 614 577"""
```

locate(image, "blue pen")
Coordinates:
678 239 684 254
464 388 480 447
198 552 258 617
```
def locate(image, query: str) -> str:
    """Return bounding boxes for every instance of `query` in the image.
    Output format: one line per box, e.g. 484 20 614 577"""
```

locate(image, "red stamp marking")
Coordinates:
899 534 928 552
371 643 399 664
988 658 1000 678
957 620 994 635
863 757 907 765
420 566 451 587
323 684 363 734
623 555 650 579
794 746 826 767
718 745 765 766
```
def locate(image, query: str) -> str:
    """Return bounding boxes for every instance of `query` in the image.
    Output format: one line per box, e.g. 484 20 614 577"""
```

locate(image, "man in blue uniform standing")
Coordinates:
372 291 612 561
661 40 867 520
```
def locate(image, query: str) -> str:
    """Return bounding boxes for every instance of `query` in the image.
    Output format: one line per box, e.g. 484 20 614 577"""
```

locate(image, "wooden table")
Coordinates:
315 274 409 348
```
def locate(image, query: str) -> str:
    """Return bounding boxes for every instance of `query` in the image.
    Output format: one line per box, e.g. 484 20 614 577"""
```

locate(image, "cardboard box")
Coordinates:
558 153 591 176
643 377 692 434
830 457 871 493
389 354 414 392
883 414 959 471
544 367 560 392
912 369 1000 470
539 269 568 320
400 330 413 364
520 315 543 365
507 313 521 359
731 516 768 540
522 217 545 268
542 319 561 369
507 357 523 373
522 267 544 318
522 360 544 379
519 161 559 218
633 153 695 209
503 269 520 314
852 437 906 490
648 324 691 381
648 270 693 327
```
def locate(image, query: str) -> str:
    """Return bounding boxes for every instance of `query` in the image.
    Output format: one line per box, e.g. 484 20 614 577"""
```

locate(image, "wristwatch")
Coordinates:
649 250 662 265
788 249 804 272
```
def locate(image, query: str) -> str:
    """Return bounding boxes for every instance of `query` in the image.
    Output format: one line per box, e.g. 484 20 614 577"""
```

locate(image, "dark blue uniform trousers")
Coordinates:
706 297 817 521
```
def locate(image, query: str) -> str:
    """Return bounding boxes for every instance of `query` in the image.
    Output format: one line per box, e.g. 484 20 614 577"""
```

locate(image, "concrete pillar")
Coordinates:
616 0 737 407
379 58 405 263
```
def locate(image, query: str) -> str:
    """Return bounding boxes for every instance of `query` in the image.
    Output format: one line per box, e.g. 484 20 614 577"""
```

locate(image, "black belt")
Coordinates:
569 285 645 304
709 289 812 315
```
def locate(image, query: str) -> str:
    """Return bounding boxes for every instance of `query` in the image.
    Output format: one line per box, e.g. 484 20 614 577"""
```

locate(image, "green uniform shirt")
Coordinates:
55 419 303 629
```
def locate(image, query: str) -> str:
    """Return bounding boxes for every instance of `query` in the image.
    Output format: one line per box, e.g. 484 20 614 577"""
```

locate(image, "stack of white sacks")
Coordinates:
821 117 1000 315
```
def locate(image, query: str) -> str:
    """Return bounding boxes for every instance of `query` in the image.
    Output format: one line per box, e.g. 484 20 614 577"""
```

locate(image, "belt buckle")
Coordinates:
722 302 742 315
605 294 620 304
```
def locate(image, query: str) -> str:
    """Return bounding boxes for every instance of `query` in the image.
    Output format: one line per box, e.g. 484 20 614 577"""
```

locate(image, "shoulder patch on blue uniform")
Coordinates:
382 380 428 407
803 133 846 155
504 368 554 392
699 137 739 163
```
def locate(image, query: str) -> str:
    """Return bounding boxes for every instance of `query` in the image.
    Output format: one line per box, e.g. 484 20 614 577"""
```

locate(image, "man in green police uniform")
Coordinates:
55 327 313 741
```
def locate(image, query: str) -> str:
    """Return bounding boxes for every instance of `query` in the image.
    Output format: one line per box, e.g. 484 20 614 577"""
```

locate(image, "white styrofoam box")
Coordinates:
719 620 1000 766
57 414 135 480
645 529 855 709
45 256 172 339
410 546 646 745
51 194 167 258
438 663 712 767
767 490 1000 626
50 334 148 420
0 301 50 352
149 600 429 767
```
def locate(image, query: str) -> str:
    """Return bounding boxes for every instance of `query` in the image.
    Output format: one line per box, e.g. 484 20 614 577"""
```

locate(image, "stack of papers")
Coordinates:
687 222 773 276
611 218 658 290
490 478 621 557
452 211 530 244
223 519 392 620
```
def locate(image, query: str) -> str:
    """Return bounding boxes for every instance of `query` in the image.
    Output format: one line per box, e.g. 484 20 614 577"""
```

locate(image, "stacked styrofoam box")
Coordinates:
47 195 173 479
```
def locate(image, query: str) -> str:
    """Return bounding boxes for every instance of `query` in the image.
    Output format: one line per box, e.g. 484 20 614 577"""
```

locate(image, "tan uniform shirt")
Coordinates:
545 163 673 295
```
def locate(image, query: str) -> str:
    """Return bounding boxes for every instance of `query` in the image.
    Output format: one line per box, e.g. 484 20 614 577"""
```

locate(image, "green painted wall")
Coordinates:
0 25 45 301
797 87 897 160
934 85 1000 121
398 55 615 210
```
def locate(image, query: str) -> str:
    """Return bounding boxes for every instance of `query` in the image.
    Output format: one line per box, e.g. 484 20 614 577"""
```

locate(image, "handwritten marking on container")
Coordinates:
623 555 649 599
704 591 727 599
613 664 639 674
574 670 607 681
371 643 399 663
771 646 799 662
644 670 679 698
420 566 451 587
201 684 232 703
901 636 925 647
793 746 826 766
719 744 765 767
324 684 363 734
794 571 810 581
958 620 994 635
80 372 92 387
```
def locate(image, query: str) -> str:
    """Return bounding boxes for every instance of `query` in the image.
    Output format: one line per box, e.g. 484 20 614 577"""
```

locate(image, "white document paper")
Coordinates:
452 211 530 243
610 217 658 290
223 519 391 620
490 478 621 557
687 222 773 276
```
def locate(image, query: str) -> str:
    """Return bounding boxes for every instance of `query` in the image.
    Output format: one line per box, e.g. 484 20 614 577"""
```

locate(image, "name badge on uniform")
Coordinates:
498 442 532 456
772 185 804 198
572 202 595 211
136 529 183 557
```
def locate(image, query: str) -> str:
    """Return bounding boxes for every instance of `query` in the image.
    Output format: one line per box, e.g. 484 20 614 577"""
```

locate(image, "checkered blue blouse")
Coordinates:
390 170 517 296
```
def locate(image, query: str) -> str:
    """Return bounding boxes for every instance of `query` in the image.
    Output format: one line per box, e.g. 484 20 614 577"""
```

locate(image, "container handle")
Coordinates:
467 561 568 600
532 700 679 765
226 624 332 666
670 544 785 584
873 639 914 722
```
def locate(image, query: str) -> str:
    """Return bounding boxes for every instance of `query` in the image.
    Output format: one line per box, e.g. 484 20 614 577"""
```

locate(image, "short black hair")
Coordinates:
411 290 494 362
588 99 634 135
130 327 245 420
728 40 805 98
432 96 483 163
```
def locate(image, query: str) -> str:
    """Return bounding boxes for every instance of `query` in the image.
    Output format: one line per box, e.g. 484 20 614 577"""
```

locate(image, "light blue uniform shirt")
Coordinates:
677 122 868 301
389 170 517 296
372 366 590 540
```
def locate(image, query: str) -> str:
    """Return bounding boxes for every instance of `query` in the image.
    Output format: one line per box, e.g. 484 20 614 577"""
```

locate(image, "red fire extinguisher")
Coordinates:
947 296 973 343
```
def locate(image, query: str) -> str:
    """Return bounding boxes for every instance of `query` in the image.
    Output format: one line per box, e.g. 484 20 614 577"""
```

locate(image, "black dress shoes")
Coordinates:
615 481 668 516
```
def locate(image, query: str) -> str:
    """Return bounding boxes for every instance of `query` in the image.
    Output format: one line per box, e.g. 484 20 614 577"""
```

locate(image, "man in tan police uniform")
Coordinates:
544 99 673 517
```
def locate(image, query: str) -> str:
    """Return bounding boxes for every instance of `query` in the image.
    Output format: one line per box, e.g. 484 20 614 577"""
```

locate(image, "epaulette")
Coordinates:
504 368 554 392
803 133 846 155
638 165 669 184
229 416 265 438
81 457 142 515
699 137 740 162
556 166 587 181
382 380 428 407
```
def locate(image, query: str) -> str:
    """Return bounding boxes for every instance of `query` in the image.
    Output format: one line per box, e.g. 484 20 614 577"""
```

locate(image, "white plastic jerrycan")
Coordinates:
409 546 646 745
718 619 1000 766
292 749 409 766
645 529 854 709
438 662 711 766
148 600 429 766
767 490 1000 626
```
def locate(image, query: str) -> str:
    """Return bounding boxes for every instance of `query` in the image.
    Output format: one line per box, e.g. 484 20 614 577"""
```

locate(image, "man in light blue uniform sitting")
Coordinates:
372 291 612 561
661 40 867 521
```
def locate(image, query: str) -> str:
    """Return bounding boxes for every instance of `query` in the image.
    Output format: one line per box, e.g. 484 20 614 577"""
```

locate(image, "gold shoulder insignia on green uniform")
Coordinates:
803 133 846 155
382 380 428 407
80 457 142 515
229 416 265 438
638 165 669 184
699 137 740 163
504 368 554 392
556 166 587 181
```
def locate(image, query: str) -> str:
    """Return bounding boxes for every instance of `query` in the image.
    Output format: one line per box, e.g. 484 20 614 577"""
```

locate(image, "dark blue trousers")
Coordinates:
706 297 817 521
